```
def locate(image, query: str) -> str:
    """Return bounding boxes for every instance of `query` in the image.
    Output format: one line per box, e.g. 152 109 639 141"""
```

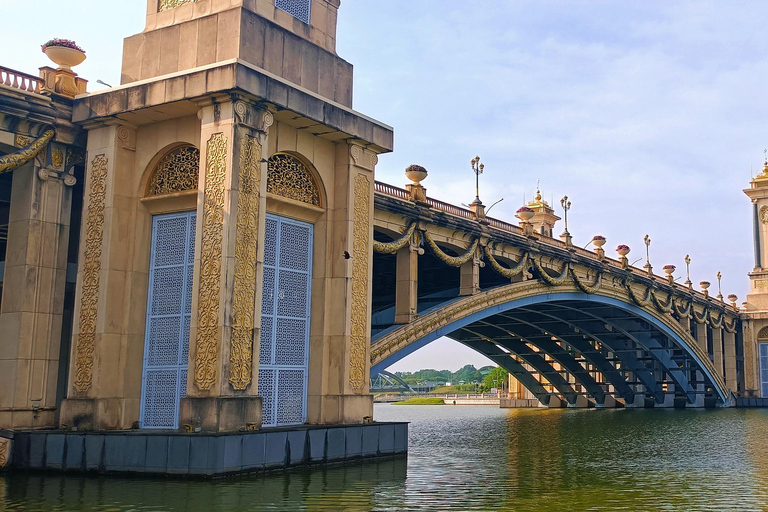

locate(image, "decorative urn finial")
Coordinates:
700 281 710 297
663 265 676 284
404 164 428 203
41 38 86 97
616 245 630 269
728 294 738 310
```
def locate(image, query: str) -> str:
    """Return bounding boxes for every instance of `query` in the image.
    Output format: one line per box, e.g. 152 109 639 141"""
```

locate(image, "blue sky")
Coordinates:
6 1 766 372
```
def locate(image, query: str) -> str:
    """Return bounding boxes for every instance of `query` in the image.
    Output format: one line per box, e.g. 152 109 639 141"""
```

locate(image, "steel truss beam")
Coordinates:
467 318 607 405
456 326 580 405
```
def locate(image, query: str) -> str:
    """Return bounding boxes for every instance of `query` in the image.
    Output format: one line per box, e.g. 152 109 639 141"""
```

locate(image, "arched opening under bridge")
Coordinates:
371 290 730 408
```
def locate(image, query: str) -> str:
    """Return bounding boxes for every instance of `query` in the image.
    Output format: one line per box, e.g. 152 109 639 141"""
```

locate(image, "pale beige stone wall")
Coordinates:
0 160 71 428
145 0 339 54
122 1 352 106
61 117 201 430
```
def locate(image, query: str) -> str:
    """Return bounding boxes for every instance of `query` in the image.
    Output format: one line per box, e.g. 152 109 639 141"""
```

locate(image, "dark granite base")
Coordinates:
736 397 768 408
3 422 407 478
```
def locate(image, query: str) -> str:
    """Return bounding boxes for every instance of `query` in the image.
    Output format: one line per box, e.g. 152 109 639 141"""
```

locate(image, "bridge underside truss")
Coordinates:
371 293 730 408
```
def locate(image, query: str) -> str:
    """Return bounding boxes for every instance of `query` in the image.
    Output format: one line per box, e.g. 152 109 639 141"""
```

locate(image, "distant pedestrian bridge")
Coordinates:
369 180 741 408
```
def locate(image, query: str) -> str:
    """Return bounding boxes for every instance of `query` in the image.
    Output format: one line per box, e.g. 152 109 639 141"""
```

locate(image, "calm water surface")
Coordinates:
3 405 768 511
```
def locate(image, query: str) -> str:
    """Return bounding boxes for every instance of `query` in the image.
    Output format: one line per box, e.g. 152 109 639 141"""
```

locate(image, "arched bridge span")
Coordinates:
371 284 730 407
370 181 742 408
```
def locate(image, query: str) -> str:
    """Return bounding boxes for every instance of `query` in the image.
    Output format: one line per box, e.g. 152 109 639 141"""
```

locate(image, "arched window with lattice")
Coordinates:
267 153 321 207
146 145 200 196
758 326 768 340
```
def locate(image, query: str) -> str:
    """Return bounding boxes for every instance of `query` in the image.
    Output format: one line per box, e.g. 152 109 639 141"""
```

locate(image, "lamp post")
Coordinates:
643 234 652 275
560 195 572 246
471 156 484 205
684 255 692 289
717 272 723 301
560 196 571 235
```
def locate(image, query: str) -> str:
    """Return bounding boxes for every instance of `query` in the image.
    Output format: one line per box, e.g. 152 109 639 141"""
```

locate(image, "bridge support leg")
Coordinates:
459 257 480 296
713 327 725 385
724 330 738 392
394 244 418 324
695 320 709 359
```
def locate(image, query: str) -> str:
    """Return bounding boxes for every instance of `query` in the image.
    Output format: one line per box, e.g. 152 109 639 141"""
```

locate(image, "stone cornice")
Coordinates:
72 59 393 153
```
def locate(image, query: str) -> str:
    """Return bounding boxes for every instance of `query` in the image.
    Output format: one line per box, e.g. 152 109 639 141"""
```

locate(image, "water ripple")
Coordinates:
3 406 768 511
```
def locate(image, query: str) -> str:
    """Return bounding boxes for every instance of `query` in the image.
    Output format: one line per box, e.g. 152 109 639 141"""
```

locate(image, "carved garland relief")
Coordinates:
349 174 371 391
267 154 320 206
194 133 227 391
148 146 200 196
229 135 261 390
74 155 108 393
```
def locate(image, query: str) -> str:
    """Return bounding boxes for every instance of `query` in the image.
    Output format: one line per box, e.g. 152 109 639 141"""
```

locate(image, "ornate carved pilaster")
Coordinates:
349 173 371 391
228 105 272 391
229 134 261 390
74 154 108 393
194 133 227 391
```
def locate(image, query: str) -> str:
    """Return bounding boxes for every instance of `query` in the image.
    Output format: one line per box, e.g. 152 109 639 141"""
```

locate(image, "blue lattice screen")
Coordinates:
258 214 313 426
275 0 311 24
140 211 196 429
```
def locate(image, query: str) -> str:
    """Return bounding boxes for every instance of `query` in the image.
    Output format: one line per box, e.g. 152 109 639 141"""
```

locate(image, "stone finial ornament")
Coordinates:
41 38 86 97
405 164 427 203
516 206 535 237
700 281 710 298
663 265 676 285
616 244 630 269
728 294 738 310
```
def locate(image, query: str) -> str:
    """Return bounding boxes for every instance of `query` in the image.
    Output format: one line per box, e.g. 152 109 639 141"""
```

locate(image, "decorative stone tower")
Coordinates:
742 159 768 396
60 0 392 432
121 0 352 106
526 189 560 238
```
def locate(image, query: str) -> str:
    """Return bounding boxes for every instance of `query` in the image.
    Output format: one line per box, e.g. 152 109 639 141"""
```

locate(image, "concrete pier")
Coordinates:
2 422 407 478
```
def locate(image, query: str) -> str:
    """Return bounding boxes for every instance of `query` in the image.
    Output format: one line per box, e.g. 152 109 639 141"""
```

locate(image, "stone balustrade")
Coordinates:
0 66 42 94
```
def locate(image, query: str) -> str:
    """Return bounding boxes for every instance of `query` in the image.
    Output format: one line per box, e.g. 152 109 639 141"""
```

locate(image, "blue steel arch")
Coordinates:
370 291 730 405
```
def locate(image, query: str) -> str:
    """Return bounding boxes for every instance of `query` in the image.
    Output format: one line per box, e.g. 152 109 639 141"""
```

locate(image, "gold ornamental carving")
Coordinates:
745 324 756 391
51 147 64 169
147 146 200 196
194 133 227 391
0 129 54 175
229 135 261 391
74 154 108 393
267 154 320 206
0 438 8 468
159 0 197 10
14 134 30 147
760 205 768 224
349 174 371 391
373 222 417 254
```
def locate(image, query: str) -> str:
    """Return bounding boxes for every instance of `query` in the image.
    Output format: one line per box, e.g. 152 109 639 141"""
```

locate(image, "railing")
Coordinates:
373 180 736 310
374 181 409 200
0 66 42 94
425 197 475 220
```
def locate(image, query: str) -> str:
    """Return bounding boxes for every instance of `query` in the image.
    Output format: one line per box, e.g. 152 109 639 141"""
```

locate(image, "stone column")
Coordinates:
59 124 140 430
0 147 74 429
695 316 708 355
459 253 481 296
723 329 738 393
713 326 725 383
307 143 377 425
180 98 271 432
394 240 418 324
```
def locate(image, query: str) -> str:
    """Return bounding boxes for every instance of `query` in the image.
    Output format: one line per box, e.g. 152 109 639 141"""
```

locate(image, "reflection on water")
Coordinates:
4 405 768 511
